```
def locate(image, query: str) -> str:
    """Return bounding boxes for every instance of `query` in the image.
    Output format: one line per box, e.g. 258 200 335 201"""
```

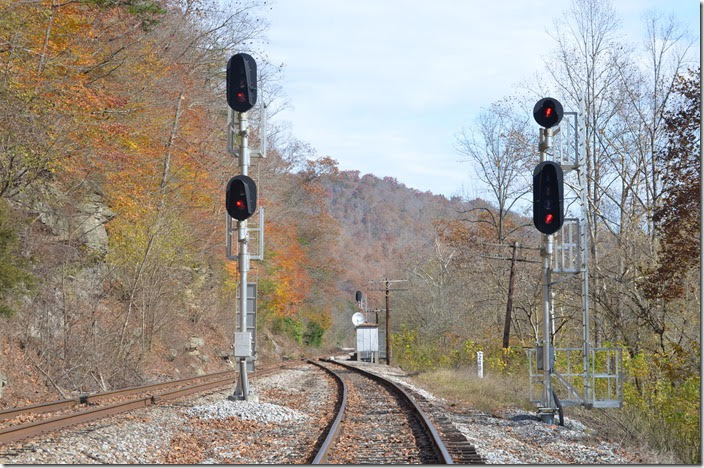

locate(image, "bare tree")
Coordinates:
456 98 533 244
543 0 626 346
612 13 692 241
543 0 694 356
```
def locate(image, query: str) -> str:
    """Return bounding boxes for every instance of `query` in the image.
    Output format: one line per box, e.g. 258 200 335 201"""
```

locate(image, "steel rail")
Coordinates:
0 362 296 447
313 359 454 464
0 369 237 423
0 399 77 423
306 360 347 464
0 374 236 446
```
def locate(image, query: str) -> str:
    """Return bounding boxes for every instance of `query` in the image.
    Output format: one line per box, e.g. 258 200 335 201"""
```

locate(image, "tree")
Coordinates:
456 98 533 243
646 67 700 300
0 200 34 317
542 0 625 346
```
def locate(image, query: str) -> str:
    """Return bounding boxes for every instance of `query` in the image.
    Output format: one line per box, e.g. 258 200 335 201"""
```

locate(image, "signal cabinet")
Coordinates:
356 325 379 362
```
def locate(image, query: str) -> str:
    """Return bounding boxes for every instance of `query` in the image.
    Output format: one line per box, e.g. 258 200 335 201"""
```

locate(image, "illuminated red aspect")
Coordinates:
545 107 553 118
545 213 554 224
236 91 245 102
235 199 245 209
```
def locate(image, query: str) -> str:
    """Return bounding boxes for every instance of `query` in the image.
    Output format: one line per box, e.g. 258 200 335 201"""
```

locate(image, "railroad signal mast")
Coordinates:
532 97 564 423
530 97 623 424
225 52 265 401
352 291 383 363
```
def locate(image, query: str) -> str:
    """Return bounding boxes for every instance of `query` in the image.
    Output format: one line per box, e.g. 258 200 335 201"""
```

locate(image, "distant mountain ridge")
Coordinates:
318 170 473 288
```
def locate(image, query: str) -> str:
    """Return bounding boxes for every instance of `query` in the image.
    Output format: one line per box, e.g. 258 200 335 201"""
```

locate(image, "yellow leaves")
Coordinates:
120 137 139 151
260 223 316 320
624 350 649 379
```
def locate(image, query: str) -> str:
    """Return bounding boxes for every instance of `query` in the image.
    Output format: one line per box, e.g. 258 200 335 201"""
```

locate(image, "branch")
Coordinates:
29 356 69 399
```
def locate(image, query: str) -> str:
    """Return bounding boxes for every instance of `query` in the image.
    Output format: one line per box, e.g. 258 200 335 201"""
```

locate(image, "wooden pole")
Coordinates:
502 242 519 349
385 278 391 365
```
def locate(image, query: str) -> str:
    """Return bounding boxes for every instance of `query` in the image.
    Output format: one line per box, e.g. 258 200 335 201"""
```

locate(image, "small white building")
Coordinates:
356 324 379 362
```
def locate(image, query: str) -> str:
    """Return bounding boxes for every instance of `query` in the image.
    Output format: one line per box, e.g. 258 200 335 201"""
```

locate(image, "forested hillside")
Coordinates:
0 0 699 463
324 171 464 291
0 0 467 398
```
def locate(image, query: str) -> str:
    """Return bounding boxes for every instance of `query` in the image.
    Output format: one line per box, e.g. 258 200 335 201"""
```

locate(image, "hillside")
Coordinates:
324 171 465 290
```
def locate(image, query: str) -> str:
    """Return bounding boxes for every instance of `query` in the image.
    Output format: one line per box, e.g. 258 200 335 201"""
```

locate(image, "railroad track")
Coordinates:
398 377 486 464
1 359 484 464
309 358 470 464
0 364 288 447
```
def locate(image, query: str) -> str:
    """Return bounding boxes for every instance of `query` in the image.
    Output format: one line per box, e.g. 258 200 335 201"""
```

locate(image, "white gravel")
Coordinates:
187 399 309 423
453 408 632 464
0 363 334 464
0 410 185 464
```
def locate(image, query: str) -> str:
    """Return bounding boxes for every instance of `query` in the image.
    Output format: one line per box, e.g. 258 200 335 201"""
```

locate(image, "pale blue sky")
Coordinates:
259 0 699 199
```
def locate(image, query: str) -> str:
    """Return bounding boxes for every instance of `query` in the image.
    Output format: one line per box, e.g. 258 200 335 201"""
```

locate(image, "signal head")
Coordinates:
533 97 564 129
226 175 257 221
532 161 564 235
227 53 257 113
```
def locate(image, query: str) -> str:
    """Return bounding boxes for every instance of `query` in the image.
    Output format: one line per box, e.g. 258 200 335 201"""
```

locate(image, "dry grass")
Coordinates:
413 368 532 414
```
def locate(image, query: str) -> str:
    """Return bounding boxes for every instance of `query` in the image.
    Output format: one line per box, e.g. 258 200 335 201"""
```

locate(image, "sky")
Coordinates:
259 0 699 199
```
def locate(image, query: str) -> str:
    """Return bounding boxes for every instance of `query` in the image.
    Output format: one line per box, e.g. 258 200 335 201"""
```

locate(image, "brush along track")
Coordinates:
0 364 288 447
310 359 453 464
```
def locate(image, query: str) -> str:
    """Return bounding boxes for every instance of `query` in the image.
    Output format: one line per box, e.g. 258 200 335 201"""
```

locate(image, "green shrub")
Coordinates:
272 316 304 344
390 326 436 371
303 320 324 347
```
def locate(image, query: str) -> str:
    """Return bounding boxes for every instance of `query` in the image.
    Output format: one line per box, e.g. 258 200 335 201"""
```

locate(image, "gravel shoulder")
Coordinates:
0 363 336 464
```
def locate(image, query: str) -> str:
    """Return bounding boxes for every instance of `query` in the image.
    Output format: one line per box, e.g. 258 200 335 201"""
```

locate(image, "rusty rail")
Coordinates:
0 371 239 446
311 359 454 464
0 369 237 423
307 360 347 464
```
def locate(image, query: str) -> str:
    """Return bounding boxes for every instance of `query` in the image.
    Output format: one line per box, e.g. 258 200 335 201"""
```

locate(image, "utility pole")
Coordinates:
384 280 390 364
480 241 540 350
369 278 407 366
502 241 519 349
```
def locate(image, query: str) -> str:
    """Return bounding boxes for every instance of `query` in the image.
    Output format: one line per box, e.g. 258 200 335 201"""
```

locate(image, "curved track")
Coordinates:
309 359 454 464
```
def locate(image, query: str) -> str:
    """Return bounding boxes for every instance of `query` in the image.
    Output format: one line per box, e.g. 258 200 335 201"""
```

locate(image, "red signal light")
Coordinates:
545 213 554 224
226 174 257 220
227 53 257 112
533 97 564 129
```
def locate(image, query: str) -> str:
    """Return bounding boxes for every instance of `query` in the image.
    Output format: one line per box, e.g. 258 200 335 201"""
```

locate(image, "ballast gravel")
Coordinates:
0 362 336 464
0 358 666 464
187 399 308 423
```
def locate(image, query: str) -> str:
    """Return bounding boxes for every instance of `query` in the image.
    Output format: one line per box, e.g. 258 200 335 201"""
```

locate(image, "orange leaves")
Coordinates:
266 223 312 318
435 219 471 244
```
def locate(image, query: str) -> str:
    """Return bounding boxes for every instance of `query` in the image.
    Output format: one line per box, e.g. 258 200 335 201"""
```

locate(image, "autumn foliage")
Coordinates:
0 0 340 393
